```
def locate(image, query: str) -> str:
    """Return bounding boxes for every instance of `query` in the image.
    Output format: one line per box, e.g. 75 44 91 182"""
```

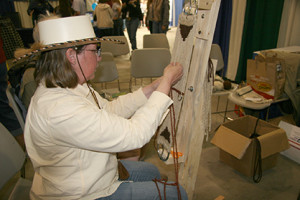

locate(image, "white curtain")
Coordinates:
277 0 300 47
225 0 247 81
14 1 59 29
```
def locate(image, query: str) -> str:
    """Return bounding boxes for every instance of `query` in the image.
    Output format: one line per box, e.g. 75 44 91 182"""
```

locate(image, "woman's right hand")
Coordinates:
162 62 183 86
155 62 183 95
142 62 183 98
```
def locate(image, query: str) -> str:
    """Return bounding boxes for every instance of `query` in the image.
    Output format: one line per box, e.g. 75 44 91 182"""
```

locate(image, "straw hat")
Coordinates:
14 15 123 64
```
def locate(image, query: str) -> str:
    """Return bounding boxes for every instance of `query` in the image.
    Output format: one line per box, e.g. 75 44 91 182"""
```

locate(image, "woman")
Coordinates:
15 15 187 199
122 0 143 50
146 0 153 33
111 0 124 36
94 0 114 37
152 0 169 34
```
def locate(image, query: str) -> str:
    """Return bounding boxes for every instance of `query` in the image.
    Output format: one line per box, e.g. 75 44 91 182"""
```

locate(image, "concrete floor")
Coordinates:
1 26 299 200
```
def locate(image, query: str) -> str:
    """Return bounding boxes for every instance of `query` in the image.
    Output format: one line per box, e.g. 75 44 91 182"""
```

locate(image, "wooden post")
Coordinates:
157 0 221 199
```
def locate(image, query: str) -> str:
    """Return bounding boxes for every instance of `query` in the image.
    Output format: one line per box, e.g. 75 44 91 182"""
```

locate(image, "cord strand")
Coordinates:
153 87 184 200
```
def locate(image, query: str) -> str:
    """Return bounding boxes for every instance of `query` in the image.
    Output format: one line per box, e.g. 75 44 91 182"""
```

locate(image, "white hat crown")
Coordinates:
38 16 96 45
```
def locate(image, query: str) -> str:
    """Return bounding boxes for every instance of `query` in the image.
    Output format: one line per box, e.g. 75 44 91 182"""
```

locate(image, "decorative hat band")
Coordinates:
13 15 125 64
13 37 124 64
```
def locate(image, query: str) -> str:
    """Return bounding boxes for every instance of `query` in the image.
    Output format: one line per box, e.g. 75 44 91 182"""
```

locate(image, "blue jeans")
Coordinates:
94 27 113 38
152 21 167 34
0 62 22 136
96 160 188 200
113 19 124 36
126 17 140 50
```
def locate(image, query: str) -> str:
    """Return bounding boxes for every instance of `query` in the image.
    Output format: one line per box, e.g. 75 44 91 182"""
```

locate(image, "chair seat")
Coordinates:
228 92 271 110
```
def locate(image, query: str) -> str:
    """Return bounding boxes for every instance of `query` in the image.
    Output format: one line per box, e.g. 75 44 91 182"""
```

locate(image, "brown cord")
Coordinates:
153 87 184 200
76 52 101 109
170 89 182 200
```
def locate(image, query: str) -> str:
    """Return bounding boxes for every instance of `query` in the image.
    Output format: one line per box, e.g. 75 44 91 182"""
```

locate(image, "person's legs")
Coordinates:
94 27 101 38
149 20 153 34
113 20 118 36
118 19 124 36
100 180 188 200
152 21 167 34
102 28 113 37
114 19 124 36
152 21 159 33
120 160 160 181
96 160 187 200
161 22 168 34
157 21 163 33
127 18 139 50
123 19 126 30
125 19 132 49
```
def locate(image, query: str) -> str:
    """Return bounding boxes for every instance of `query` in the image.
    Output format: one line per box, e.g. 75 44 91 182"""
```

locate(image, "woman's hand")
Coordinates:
162 62 183 86
142 62 183 98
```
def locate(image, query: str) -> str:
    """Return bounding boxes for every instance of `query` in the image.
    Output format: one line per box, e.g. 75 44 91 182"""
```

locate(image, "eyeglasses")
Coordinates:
85 45 101 57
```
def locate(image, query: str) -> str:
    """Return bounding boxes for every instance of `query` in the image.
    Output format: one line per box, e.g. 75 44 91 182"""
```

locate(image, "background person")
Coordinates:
94 0 114 37
122 0 143 50
15 15 187 199
146 0 153 33
72 0 87 15
111 0 124 36
27 0 54 26
151 0 169 34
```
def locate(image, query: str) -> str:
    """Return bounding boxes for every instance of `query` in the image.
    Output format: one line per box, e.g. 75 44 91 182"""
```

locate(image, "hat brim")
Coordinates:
13 37 124 64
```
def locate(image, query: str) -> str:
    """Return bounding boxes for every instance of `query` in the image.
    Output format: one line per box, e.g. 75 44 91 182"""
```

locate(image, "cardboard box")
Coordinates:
279 121 300 164
250 47 300 100
211 115 290 177
246 56 285 100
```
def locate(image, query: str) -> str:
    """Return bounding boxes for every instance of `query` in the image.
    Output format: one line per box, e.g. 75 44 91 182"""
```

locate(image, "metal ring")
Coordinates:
157 144 170 161
178 94 183 101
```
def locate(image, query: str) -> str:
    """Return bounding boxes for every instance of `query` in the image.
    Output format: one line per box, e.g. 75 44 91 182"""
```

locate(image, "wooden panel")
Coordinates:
198 0 214 10
156 0 221 199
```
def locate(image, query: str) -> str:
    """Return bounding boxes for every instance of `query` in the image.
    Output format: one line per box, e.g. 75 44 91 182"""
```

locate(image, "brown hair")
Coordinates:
34 46 85 88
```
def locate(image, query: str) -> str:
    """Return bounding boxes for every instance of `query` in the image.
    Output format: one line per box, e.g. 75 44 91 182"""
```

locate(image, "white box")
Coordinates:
279 121 300 164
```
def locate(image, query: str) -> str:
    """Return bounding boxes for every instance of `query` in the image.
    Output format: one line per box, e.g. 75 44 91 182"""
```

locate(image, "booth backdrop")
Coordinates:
3 0 300 83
